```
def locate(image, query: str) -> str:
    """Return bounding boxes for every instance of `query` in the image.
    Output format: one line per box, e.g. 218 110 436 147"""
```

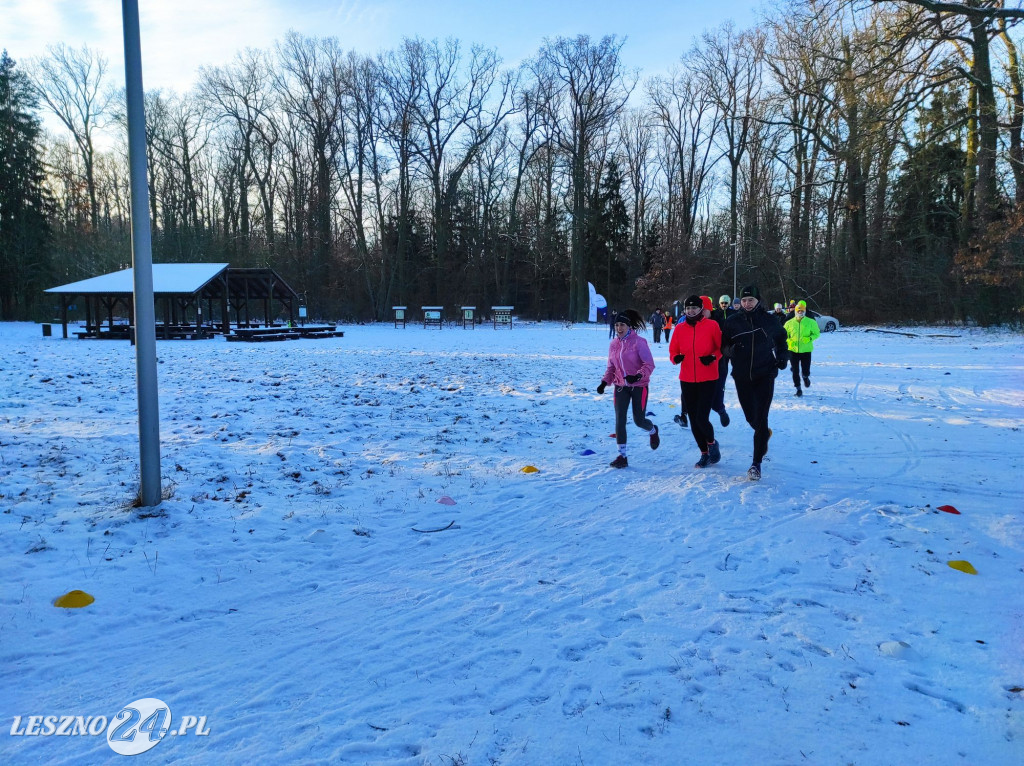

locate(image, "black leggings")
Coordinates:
614 385 653 444
733 374 776 465
681 380 717 452
790 352 811 387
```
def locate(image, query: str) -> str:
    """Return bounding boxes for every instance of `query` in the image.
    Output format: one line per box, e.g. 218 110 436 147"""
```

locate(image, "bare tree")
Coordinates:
30 43 114 231
406 37 518 302
378 40 426 305
498 75 552 304
694 23 768 296
766 1 934 306
647 63 720 253
274 32 346 310
335 51 390 318
138 90 211 259
618 108 654 278
766 9 832 285
200 49 280 260
537 35 636 321
997 18 1024 203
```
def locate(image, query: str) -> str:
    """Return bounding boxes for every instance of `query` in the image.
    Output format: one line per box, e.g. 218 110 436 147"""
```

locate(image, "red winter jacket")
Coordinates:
668 316 722 383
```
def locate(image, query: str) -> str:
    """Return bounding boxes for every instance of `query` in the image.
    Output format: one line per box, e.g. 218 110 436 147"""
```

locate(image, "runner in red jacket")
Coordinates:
669 295 723 468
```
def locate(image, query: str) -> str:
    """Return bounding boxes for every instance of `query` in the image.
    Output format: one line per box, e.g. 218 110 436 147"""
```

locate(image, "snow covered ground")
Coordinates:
1 319 1022 765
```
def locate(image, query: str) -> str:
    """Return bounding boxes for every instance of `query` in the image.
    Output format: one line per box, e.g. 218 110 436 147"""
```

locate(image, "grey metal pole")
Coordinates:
732 240 738 301
122 0 161 507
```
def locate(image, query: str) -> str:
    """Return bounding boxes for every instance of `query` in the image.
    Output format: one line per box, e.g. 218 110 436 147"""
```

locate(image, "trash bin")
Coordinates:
42 324 52 337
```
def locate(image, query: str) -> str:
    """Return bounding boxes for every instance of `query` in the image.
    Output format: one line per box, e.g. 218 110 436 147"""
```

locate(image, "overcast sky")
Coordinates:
1 0 766 93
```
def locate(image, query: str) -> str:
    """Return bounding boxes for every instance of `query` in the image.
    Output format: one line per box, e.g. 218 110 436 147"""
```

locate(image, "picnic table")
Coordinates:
227 326 301 343
74 324 213 341
227 325 343 342
74 325 133 340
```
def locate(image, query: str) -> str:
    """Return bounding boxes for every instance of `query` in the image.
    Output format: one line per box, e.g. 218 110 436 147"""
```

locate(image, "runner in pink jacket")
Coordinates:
598 309 660 468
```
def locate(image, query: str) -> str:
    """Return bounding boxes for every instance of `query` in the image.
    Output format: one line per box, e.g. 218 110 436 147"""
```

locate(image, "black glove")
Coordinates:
672 354 684 364
597 381 607 394
624 373 641 384
777 356 788 370
699 354 715 366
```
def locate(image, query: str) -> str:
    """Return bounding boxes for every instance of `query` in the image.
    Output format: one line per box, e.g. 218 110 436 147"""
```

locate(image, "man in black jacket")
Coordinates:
721 285 788 480
649 309 663 344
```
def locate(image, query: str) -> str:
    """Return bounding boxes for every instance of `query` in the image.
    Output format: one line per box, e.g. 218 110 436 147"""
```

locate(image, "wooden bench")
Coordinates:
228 327 300 342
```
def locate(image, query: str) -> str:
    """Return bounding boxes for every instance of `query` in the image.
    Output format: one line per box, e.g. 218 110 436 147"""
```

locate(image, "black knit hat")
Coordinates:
683 294 703 308
740 284 760 300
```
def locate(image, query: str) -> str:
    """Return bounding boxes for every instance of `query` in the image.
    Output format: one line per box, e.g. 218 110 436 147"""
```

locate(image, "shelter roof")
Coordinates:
45 264 229 295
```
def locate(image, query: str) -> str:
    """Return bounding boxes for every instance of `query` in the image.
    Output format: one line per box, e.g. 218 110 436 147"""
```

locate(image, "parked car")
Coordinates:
805 309 839 333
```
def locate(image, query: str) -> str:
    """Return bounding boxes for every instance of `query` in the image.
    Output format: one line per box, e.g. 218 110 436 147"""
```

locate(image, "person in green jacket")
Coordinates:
784 300 821 397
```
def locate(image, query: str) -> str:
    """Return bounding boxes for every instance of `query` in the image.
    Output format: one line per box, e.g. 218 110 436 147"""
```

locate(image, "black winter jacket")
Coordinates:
710 307 736 333
722 304 788 382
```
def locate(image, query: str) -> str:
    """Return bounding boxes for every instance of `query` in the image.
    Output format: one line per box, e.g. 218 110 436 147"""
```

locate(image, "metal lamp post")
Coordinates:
122 0 161 507
731 240 739 302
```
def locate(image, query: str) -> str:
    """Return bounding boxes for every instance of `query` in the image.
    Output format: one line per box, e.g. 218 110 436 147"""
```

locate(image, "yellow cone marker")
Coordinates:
521 466 539 473
54 590 95 608
947 560 977 575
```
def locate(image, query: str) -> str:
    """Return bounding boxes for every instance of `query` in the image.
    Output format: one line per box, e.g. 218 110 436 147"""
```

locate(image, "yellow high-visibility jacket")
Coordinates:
784 315 820 353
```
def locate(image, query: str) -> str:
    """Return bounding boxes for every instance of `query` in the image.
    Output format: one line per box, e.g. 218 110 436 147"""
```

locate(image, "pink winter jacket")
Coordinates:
602 330 656 387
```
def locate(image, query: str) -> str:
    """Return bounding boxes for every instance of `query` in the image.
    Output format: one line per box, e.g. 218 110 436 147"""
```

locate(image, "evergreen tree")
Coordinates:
587 157 630 304
0 50 53 319
889 89 966 317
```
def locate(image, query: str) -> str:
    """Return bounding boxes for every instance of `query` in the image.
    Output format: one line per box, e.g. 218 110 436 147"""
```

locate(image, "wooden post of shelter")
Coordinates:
220 272 230 334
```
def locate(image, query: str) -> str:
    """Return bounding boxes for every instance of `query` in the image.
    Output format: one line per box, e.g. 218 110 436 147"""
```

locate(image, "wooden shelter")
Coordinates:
44 264 301 339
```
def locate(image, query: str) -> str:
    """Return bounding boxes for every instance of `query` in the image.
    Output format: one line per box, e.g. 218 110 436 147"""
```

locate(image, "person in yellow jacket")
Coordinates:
784 300 820 397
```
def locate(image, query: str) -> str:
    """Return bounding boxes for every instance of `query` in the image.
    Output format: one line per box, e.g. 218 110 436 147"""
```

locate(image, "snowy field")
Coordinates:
1 319 1022 765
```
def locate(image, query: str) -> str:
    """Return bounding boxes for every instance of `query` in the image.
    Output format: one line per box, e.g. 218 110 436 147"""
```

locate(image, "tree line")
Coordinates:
2 0 1022 325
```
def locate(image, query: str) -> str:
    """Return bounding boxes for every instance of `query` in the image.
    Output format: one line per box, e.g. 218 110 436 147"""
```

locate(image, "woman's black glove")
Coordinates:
624 373 641 384
597 381 607 394
699 354 716 366
672 354 684 364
